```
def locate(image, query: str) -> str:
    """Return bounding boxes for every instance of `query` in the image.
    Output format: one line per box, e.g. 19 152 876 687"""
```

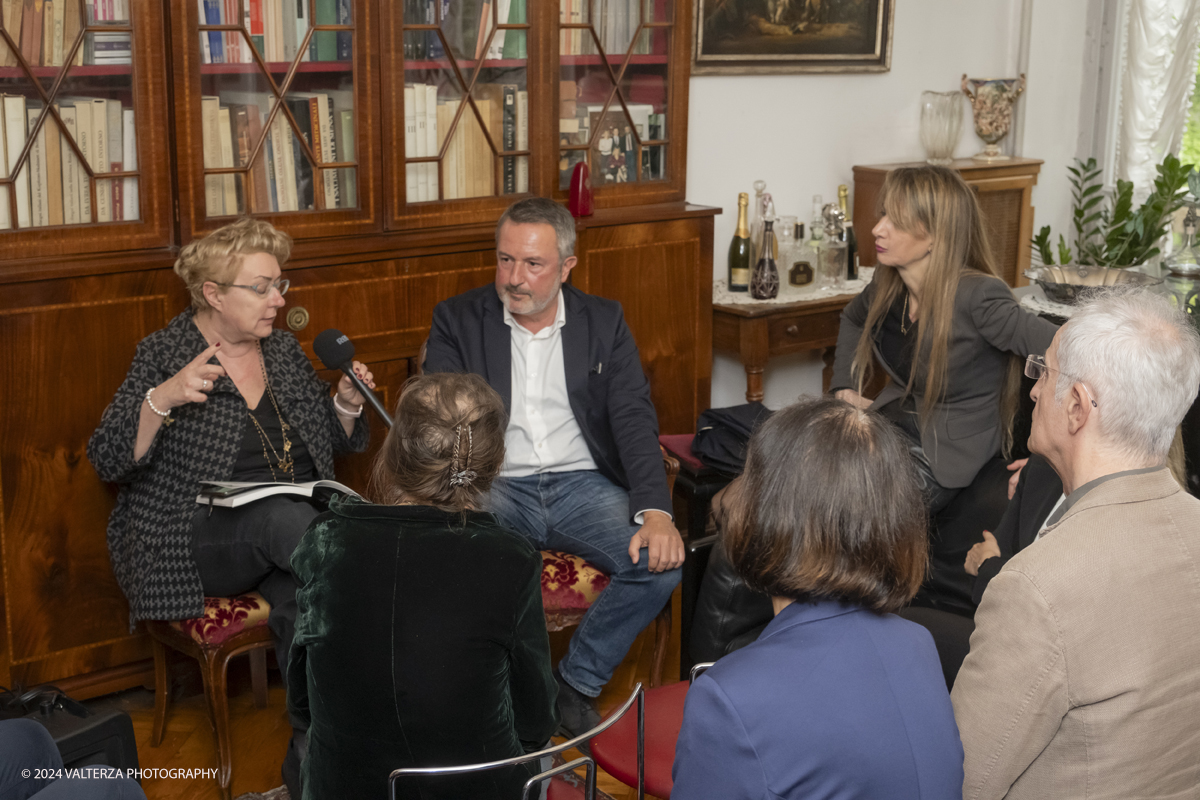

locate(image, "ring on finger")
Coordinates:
202 379 209 390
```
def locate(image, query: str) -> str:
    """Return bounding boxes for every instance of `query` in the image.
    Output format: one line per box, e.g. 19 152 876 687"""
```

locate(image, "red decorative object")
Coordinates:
568 162 594 217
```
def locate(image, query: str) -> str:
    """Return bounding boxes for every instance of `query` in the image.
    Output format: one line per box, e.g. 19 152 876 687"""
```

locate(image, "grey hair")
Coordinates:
1054 288 1200 463
495 197 576 263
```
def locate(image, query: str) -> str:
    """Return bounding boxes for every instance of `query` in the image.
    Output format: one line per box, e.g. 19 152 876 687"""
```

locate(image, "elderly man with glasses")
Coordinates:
951 289 1200 800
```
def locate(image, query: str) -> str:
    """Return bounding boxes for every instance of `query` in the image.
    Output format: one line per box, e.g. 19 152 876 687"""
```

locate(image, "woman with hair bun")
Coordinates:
289 372 559 800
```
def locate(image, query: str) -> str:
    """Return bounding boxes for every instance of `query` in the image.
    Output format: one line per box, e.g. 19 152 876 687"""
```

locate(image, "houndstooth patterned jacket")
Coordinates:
88 310 370 625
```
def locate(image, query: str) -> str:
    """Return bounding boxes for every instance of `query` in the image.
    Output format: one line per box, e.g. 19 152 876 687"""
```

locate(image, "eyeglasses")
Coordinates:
1025 354 1098 408
215 278 290 297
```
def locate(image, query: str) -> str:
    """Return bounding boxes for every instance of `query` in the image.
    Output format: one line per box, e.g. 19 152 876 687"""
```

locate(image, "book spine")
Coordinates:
245 104 270 212
502 85 515 194
337 109 355 208
423 85 437 201
26 108 46 226
45 111 62 224
515 90 528 193
201 96 223 215
202 0 223 62
217 105 237 214
90 98 109 221
336 0 351 61
58 105 79 225
248 0 264 58
121 107 136 220
264 127 278 211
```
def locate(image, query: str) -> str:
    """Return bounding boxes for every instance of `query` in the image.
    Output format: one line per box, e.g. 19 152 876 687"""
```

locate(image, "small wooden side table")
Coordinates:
713 294 858 403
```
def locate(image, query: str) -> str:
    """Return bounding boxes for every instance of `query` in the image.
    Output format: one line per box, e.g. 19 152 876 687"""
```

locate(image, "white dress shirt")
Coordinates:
500 291 668 525
501 291 598 478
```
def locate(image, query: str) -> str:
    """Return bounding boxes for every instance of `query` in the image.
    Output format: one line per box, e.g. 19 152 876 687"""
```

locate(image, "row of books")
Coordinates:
201 90 356 215
199 0 351 65
1 0 130 68
403 0 526 62
0 93 137 229
559 0 666 56
402 82 528 203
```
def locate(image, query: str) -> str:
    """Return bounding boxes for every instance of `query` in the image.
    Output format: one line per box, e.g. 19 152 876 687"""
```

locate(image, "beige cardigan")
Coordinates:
951 467 1200 799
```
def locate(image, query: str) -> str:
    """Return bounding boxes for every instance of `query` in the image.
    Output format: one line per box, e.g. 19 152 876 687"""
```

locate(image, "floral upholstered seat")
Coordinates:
168 591 271 646
540 550 611 631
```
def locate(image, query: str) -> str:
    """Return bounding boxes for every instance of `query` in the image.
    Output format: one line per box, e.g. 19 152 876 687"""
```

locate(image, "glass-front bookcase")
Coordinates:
0 0 171 261
399 0 530 204
174 0 377 242
557 0 671 191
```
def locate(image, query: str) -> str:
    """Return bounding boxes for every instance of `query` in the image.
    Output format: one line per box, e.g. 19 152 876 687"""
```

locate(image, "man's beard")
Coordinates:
499 283 558 315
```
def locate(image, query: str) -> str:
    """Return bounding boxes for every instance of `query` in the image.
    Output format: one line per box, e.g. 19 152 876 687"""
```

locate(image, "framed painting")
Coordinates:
693 0 894 75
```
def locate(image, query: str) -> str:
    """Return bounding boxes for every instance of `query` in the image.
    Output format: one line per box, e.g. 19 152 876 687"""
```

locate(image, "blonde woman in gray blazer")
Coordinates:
831 166 1058 511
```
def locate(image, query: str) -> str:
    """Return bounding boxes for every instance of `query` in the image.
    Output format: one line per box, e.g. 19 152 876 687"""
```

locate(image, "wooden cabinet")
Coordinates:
0 0 710 695
852 157 1043 287
0 0 174 269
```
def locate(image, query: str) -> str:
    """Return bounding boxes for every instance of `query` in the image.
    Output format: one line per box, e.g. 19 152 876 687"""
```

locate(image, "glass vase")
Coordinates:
919 91 963 166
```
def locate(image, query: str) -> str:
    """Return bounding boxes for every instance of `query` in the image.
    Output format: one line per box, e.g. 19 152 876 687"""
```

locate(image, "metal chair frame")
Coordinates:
689 662 714 684
389 683 646 800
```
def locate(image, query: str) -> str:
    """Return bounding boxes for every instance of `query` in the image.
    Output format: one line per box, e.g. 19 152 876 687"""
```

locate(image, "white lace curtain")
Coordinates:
1118 0 1200 200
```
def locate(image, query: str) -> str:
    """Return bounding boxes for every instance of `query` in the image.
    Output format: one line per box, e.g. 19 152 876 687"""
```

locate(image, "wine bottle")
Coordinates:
728 193 751 292
751 219 780 300
838 184 858 281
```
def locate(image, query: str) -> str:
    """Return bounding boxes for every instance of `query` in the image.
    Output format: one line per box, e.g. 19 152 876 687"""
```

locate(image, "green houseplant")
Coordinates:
1031 154 1194 268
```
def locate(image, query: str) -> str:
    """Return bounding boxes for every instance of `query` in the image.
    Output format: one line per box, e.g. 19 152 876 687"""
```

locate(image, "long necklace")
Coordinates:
900 292 913 335
248 344 294 483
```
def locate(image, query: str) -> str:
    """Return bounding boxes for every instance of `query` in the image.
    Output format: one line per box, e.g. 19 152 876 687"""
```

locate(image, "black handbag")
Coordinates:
691 402 773 476
1 685 140 775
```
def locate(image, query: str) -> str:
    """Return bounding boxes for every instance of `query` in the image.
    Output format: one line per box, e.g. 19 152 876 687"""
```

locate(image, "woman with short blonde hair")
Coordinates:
88 217 373 796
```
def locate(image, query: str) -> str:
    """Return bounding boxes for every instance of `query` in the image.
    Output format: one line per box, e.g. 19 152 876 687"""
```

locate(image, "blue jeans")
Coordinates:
0 719 146 800
486 471 680 697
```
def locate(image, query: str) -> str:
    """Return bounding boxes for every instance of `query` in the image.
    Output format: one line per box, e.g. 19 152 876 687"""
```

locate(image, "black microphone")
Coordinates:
313 328 393 428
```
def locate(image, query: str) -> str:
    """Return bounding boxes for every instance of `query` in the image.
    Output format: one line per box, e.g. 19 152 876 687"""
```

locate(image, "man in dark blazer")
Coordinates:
963 454 1064 606
424 197 683 740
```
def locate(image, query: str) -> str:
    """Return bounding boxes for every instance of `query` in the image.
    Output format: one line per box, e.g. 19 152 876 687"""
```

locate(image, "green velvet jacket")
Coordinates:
288 496 559 800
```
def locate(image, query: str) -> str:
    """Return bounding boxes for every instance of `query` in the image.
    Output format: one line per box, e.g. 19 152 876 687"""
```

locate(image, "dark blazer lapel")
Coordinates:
560 287 590 412
482 297 513 411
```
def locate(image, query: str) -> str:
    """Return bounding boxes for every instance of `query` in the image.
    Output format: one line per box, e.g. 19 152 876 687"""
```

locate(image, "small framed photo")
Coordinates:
693 0 894 75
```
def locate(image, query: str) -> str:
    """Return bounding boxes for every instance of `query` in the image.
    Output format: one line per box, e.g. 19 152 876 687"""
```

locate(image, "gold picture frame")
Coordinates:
693 0 894 75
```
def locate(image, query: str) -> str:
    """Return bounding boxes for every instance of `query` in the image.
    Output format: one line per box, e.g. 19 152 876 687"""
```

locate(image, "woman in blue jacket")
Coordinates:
672 396 964 800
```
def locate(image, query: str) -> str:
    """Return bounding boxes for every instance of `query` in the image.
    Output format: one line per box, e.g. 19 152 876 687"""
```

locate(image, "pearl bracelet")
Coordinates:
145 388 171 418
333 395 363 418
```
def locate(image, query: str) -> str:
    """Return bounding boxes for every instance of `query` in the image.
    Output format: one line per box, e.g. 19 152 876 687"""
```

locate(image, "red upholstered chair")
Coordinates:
390 683 645 800
540 451 679 689
590 662 713 798
145 592 274 800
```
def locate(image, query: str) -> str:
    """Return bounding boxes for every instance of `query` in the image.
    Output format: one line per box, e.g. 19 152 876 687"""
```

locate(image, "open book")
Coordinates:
196 480 360 508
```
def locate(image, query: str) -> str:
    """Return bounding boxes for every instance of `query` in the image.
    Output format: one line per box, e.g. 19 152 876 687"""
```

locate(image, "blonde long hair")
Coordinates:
851 166 1022 455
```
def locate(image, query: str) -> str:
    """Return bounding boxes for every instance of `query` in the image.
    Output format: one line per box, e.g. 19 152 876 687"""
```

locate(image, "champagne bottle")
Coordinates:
838 184 858 281
751 219 779 300
728 193 751 292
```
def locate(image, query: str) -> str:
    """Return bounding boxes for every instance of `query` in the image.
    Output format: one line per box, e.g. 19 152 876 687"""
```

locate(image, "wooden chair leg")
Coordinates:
150 635 170 747
650 600 672 689
201 648 235 800
249 646 269 709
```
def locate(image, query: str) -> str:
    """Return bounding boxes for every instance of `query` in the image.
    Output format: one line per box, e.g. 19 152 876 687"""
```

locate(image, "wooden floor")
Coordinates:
97 587 683 800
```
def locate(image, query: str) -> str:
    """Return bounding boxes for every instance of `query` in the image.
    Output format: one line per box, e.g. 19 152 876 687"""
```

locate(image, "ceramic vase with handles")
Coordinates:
962 73 1026 161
